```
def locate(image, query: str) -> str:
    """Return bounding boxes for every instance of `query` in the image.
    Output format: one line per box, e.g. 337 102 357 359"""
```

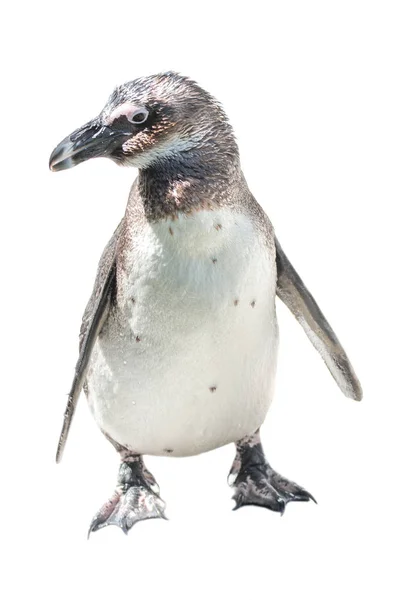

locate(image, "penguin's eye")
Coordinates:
127 109 149 125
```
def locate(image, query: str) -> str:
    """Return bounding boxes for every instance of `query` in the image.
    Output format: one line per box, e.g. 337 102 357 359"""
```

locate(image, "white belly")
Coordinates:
86 208 278 456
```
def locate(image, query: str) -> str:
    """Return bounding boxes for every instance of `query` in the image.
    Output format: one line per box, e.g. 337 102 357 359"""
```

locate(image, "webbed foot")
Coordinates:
89 456 167 536
229 430 316 514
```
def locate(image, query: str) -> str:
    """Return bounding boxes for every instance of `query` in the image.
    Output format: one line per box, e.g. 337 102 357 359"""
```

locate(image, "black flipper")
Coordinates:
55 221 123 463
275 237 362 401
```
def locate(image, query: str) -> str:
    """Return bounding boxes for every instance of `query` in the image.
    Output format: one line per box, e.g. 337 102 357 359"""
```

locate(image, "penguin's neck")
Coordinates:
136 143 240 221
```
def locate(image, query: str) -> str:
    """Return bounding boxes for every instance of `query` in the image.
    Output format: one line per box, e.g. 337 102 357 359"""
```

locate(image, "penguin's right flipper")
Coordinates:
275 237 362 401
55 220 123 463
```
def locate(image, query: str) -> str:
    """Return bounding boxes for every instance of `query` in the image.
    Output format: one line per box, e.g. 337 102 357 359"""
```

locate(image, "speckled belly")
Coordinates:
86 209 279 456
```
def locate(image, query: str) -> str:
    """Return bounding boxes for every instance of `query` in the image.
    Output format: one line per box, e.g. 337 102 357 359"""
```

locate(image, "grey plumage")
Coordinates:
275 238 362 401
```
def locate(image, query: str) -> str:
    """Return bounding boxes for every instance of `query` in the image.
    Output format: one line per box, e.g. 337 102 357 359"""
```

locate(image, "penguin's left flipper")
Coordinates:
275 237 362 401
55 221 123 463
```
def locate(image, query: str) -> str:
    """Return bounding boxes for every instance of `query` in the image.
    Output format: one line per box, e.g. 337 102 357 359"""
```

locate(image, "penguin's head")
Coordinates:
49 72 236 172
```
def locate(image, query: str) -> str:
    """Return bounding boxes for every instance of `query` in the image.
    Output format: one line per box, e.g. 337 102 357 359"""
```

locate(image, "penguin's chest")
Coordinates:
87 209 278 456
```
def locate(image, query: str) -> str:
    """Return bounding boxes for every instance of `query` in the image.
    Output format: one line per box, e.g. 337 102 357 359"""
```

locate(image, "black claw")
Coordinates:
88 519 103 538
309 493 317 505
232 493 244 510
88 517 114 537
285 489 317 505
120 518 130 535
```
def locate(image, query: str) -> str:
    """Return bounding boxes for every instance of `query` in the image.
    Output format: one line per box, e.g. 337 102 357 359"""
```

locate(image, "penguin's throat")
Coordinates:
137 151 240 221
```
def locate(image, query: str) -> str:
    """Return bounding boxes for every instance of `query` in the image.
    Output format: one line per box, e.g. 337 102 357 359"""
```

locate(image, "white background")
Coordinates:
2 1 399 598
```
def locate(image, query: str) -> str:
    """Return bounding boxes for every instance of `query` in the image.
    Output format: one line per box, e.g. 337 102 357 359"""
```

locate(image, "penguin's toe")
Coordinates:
231 472 286 513
263 466 317 505
230 463 316 514
88 485 167 537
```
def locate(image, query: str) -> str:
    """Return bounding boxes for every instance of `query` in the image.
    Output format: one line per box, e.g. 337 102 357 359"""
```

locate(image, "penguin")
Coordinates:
49 72 362 535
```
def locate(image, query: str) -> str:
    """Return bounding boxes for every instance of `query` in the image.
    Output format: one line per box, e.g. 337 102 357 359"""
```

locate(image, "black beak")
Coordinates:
49 119 131 172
